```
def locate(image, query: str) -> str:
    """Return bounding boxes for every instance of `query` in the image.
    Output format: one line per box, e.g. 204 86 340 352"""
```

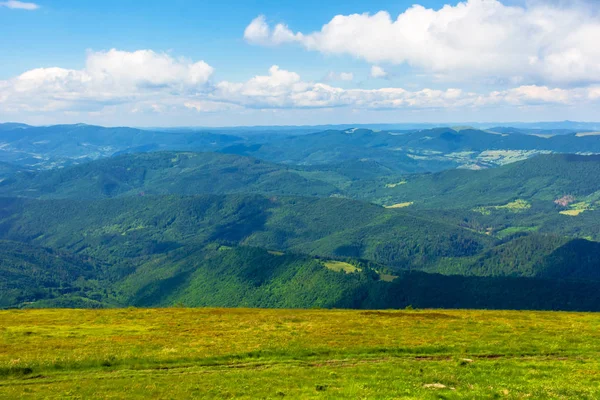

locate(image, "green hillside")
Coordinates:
0 123 242 168
3 150 596 245
121 246 600 311
0 143 599 311
429 234 600 280
223 127 600 169
3 151 600 212
0 152 348 199
0 240 108 309
2 151 600 207
4 238 600 311
1 193 600 310
382 154 600 208
0 194 492 270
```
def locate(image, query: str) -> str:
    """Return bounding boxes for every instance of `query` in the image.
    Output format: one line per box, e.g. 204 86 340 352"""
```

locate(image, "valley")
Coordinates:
0 123 599 311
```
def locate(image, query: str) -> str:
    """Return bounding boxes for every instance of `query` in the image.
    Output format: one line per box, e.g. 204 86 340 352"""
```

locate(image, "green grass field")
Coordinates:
1 308 600 399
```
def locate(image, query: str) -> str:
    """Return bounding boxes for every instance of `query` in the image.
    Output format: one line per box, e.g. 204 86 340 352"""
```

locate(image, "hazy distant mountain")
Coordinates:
3 123 600 173
0 123 242 168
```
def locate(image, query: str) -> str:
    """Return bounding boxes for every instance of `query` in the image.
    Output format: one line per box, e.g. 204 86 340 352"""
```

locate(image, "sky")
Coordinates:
1 0 600 127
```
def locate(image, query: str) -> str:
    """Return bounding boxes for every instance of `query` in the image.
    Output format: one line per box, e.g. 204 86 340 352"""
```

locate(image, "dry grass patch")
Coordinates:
322 261 360 274
384 180 407 188
385 202 414 209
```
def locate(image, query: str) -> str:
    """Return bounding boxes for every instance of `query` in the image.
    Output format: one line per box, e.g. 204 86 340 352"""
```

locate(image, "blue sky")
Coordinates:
1 0 599 126
0 0 441 81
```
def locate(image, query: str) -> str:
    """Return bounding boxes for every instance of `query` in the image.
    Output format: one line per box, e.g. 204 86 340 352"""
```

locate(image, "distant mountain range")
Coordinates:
1 122 599 310
2 122 600 171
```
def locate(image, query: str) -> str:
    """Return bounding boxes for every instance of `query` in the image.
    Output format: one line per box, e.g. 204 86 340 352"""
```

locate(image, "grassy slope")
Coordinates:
1 308 600 399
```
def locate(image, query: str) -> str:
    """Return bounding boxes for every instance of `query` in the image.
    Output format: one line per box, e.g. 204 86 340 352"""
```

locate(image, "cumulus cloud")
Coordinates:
211 66 598 110
244 0 600 85
1 49 215 112
214 65 311 108
244 15 303 46
370 66 387 79
1 53 599 117
0 1 39 10
85 49 214 90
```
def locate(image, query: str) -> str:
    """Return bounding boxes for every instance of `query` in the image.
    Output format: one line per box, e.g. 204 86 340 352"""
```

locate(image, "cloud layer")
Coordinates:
2 49 214 113
245 0 600 85
1 49 599 120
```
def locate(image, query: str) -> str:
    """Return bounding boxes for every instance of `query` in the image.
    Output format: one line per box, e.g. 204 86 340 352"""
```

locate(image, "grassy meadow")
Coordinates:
1 308 600 399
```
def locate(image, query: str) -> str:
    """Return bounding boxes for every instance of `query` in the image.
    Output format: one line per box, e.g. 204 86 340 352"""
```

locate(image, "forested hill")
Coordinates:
0 152 347 199
4 123 600 172
2 151 599 209
1 193 600 310
383 154 600 209
221 127 600 167
0 124 599 311
0 194 493 271
0 123 242 168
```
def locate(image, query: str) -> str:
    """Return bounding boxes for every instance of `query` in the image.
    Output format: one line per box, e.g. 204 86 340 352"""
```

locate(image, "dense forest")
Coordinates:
0 124 599 310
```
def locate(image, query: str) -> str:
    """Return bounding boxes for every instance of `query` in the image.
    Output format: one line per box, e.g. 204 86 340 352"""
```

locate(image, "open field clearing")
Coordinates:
1 308 600 399
474 199 532 215
384 202 414 209
322 261 360 274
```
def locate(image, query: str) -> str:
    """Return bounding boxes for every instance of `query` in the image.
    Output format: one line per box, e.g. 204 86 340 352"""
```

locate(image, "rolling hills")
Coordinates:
0 152 345 199
221 126 600 169
1 151 598 243
1 192 600 310
0 124 599 311
384 154 600 209
5 123 600 173
0 123 242 169
0 194 492 270
2 151 600 208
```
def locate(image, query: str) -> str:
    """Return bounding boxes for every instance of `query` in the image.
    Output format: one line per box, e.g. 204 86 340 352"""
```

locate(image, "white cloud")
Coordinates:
370 66 387 79
212 66 599 111
214 65 311 108
326 71 354 82
183 101 242 113
1 49 214 112
498 86 573 105
0 1 39 10
244 15 303 46
243 15 271 45
85 49 213 89
2 53 599 118
244 0 600 85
